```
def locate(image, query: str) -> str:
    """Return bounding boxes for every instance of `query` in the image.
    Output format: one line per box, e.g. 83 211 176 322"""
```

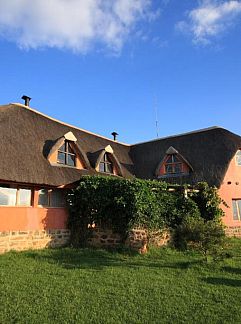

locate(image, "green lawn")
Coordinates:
1 240 241 324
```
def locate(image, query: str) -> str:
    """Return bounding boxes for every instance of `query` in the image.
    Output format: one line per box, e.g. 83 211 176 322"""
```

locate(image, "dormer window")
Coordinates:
164 154 183 175
99 153 113 173
236 150 241 166
156 146 193 178
57 141 76 167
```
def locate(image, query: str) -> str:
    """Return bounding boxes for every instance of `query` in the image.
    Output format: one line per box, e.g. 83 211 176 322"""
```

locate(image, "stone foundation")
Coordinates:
225 226 241 238
87 227 122 247
0 229 70 254
87 227 170 253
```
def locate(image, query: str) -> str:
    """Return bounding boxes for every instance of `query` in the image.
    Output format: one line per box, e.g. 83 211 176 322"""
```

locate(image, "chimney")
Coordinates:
111 132 118 141
21 95 31 107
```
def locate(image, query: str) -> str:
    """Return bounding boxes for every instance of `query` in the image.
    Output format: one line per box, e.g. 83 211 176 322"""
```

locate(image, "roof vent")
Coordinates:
111 132 118 141
21 95 31 107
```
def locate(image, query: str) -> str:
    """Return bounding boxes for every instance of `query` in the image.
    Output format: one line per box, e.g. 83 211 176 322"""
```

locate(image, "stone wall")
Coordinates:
87 227 122 247
87 227 170 253
125 229 170 253
0 229 70 254
225 226 241 238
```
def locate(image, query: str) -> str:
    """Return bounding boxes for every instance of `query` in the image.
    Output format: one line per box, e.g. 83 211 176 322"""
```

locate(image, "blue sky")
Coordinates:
0 0 241 143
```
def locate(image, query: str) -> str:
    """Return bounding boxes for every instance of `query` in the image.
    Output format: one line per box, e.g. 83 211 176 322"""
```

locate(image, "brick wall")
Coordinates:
0 229 70 254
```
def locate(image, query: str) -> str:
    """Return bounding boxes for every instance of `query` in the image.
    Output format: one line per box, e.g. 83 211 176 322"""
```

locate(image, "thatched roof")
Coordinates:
0 104 134 187
0 103 241 188
130 127 241 187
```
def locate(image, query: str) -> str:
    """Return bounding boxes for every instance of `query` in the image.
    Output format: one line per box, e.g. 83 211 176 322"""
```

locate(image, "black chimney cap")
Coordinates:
111 132 119 141
21 95 31 107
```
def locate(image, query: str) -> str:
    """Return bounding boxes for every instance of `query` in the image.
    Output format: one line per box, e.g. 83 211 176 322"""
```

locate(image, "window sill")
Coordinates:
50 162 87 170
37 206 67 209
0 205 33 208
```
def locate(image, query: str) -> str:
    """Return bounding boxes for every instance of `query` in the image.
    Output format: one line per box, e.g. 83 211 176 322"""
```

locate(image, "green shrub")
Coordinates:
173 215 226 261
192 182 225 222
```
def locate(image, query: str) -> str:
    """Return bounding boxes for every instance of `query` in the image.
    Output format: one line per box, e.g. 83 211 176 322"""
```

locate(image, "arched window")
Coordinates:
164 154 183 175
236 150 241 166
99 153 113 173
57 140 76 167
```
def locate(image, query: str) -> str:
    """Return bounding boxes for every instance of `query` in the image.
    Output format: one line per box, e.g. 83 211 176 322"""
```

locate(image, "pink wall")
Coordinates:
219 154 241 227
0 207 68 231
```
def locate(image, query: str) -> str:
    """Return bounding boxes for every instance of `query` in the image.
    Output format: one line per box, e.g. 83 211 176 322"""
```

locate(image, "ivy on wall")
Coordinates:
67 176 224 247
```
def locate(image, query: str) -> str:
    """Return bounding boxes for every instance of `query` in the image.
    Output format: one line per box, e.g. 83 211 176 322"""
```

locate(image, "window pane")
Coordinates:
99 162 105 172
166 156 172 163
0 187 17 206
67 154 75 166
238 200 241 220
232 200 239 220
59 143 65 152
50 190 66 207
104 153 109 162
106 163 113 174
172 155 180 163
165 165 173 174
19 189 31 206
38 189 49 206
236 151 241 166
67 142 75 154
174 164 182 174
57 152 66 164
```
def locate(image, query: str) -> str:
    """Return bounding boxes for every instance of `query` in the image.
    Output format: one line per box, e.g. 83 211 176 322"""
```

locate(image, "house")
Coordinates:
0 99 241 252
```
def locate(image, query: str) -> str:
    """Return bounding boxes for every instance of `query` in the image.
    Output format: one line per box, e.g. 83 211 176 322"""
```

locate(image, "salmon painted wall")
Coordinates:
219 153 241 227
0 207 68 231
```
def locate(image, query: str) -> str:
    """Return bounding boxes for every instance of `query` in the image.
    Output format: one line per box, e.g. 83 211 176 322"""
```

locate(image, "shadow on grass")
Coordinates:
24 248 128 271
202 277 241 287
23 248 202 271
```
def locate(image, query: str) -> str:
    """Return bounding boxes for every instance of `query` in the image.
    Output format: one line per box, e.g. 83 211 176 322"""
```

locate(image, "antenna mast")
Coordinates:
154 96 159 138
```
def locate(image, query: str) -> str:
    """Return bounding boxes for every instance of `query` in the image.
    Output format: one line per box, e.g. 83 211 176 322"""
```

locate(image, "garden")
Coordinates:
1 176 241 323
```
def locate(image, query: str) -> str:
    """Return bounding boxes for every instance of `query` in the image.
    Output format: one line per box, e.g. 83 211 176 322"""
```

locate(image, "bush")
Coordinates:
67 176 226 251
192 182 225 222
173 215 226 261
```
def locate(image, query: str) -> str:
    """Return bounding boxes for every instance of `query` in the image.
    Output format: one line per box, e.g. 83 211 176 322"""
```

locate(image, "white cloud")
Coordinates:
0 0 154 53
177 0 241 44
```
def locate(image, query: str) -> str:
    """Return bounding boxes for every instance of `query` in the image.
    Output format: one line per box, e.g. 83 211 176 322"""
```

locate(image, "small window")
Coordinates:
38 189 66 208
38 189 49 207
236 150 241 166
18 189 32 206
57 141 76 167
232 200 241 220
0 187 17 206
0 186 31 206
164 154 183 175
99 153 113 174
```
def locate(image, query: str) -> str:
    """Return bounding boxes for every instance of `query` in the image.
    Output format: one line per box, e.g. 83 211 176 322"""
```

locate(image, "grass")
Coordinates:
1 239 241 324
